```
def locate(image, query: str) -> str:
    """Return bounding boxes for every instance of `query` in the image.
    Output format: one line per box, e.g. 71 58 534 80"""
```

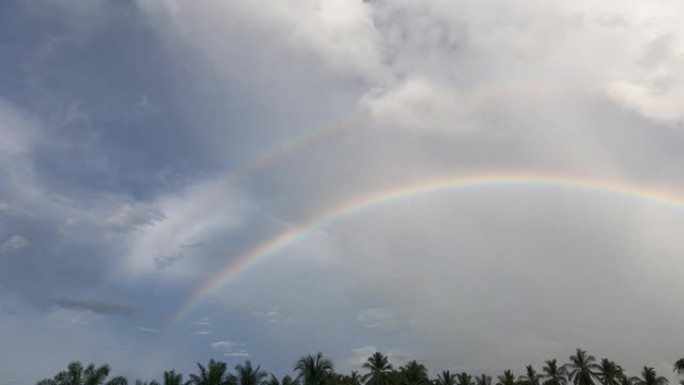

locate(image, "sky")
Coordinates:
2 0 684 383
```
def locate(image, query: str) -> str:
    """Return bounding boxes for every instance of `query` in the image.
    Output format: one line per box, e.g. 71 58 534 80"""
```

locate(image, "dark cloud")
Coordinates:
154 252 184 269
52 298 140 315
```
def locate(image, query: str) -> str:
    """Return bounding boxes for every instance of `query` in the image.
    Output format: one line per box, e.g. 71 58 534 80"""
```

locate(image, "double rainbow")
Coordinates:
167 172 683 327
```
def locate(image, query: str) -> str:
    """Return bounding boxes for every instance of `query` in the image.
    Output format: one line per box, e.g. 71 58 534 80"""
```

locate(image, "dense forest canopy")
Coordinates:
36 349 684 385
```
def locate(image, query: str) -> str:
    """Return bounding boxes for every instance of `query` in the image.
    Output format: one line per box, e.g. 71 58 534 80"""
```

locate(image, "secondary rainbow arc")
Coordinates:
167 172 684 328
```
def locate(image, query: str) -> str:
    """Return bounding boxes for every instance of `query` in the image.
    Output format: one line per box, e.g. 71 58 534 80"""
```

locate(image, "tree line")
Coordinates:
35 349 684 385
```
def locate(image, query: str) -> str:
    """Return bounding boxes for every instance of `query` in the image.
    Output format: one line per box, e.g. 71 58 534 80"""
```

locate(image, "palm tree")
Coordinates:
617 375 633 385
347 372 362 385
294 353 334 385
674 360 684 376
519 366 542 385
188 359 231 385
283 376 299 385
330 372 361 385
435 372 456 385
475 374 492 385
269 376 299 385
497 371 517 385
631 368 668 385
542 360 566 385
564 349 599 385
362 352 393 385
235 361 268 385
162 371 184 385
83 364 112 385
135 381 160 385
56 362 86 385
37 362 125 385
596 359 623 385
323 373 343 385
456 373 473 385
398 361 429 385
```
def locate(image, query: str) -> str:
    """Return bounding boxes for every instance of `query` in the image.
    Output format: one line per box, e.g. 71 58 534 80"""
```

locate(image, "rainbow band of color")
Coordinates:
168 172 683 327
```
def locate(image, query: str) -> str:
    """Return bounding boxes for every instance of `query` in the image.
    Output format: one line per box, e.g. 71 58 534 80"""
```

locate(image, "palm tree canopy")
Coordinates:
456 372 473 385
618 376 633 385
294 352 334 385
519 366 542 385
282 376 299 385
596 359 623 385
497 370 516 385
436 371 456 385
362 352 393 385
84 364 112 385
347 371 361 385
188 359 230 385
107 378 129 385
674 360 684 376
631 367 668 385
398 361 429 385
162 370 184 385
564 349 600 385
235 361 268 385
134 381 159 385
37 361 117 385
542 359 567 385
476 374 492 385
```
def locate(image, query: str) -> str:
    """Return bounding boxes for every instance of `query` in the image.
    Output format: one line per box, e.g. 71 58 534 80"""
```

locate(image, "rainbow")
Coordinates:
137 81 602 277
130 112 370 263
167 172 684 326
141 81 615 378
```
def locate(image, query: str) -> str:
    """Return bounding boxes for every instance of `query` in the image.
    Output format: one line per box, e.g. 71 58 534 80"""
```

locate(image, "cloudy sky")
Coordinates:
2 0 684 383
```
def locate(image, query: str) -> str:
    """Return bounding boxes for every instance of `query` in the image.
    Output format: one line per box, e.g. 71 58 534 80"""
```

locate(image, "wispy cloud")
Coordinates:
154 252 185 269
195 317 211 326
262 306 295 325
0 202 36 218
0 235 28 254
211 340 249 357
136 94 161 118
105 204 165 232
52 299 139 316
357 308 400 330
135 326 161 333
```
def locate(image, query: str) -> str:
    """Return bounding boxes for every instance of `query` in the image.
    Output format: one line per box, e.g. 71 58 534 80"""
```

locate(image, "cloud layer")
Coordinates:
2 0 684 384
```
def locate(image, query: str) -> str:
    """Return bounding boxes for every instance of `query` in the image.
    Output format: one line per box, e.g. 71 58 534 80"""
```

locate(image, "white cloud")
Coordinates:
606 80 684 124
357 308 401 331
211 340 249 357
287 0 386 80
45 307 101 327
264 306 295 325
116 177 255 278
0 202 37 218
361 78 481 134
105 204 166 232
194 317 211 326
0 235 28 254
135 326 161 333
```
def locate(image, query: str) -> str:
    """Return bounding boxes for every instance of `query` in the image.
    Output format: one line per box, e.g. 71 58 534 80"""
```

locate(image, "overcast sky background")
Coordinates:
2 0 684 383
